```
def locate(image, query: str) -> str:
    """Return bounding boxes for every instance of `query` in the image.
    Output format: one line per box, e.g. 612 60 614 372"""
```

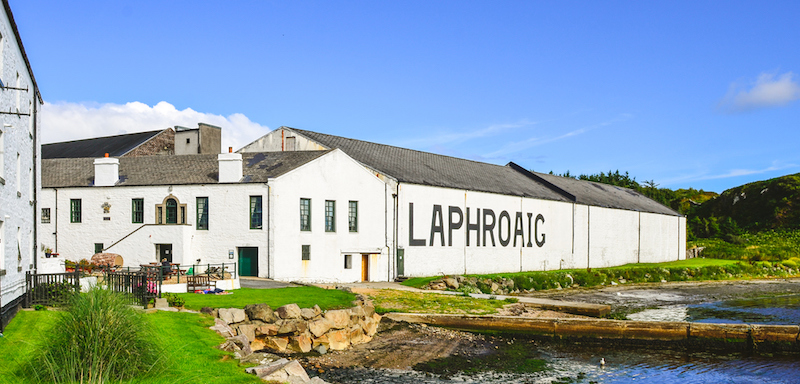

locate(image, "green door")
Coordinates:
396 249 404 276
238 247 258 277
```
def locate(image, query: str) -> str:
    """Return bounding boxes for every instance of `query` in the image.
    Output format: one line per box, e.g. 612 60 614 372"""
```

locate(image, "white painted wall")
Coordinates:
0 4 42 308
397 183 684 277
239 128 326 152
268 149 387 282
40 182 269 271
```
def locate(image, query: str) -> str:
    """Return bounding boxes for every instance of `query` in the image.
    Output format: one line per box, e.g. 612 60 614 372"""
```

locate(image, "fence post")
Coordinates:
24 271 30 308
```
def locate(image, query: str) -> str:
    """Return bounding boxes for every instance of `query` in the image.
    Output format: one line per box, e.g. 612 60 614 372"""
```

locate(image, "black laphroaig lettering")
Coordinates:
429 205 445 246
466 208 481 246
527 212 533 247
514 212 524 247
448 206 463 246
483 209 496 247
535 213 545 247
498 210 511 247
409 203 426 246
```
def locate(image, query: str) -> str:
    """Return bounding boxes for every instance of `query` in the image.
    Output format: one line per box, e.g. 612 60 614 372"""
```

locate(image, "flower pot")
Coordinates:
45 252 51 258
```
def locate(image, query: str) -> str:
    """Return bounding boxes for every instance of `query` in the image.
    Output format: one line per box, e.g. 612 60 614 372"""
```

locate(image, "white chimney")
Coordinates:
218 147 242 183
94 153 119 187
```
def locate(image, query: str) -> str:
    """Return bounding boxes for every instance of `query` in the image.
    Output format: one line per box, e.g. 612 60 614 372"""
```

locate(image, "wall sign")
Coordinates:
408 203 545 248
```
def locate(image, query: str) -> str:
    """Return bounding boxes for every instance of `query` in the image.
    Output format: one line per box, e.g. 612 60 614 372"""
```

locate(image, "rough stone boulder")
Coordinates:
443 277 459 289
308 317 334 338
276 303 303 319
244 303 275 322
218 308 246 324
324 309 350 329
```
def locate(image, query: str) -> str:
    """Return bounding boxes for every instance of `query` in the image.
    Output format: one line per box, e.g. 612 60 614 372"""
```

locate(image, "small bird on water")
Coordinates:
600 357 606 367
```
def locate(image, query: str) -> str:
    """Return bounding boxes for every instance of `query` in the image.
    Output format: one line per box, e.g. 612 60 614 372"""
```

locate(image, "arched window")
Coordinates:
155 195 187 225
166 199 178 224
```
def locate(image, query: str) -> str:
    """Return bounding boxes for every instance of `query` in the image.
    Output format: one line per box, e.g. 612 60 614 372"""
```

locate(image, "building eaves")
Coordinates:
42 151 331 188
2 0 42 103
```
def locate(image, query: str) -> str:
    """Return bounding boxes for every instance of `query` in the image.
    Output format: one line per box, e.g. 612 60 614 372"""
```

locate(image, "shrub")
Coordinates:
163 292 186 307
30 287 164 383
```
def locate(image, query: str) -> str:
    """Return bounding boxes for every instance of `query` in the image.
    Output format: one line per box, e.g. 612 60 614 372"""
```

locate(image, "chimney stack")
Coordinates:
94 154 119 186
218 147 242 183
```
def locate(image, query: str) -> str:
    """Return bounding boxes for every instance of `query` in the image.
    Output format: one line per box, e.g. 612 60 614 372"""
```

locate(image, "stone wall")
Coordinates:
125 129 174 157
209 301 382 355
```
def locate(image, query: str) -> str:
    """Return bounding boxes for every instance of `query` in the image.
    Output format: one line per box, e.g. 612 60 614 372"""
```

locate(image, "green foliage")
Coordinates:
690 229 800 261
28 287 165 383
370 290 508 314
33 304 46 311
177 286 356 311
162 292 186 307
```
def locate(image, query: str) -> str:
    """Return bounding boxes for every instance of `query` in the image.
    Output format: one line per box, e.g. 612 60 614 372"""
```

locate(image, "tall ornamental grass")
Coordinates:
30 287 164 383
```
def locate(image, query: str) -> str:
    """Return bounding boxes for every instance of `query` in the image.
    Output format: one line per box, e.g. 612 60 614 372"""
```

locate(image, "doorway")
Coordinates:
361 254 369 282
155 244 172 263
238 247 259 277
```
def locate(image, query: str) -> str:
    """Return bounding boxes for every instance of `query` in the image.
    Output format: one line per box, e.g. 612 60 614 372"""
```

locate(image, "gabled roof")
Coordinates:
286 127 571 202
43 151 331 188
42 130 167 159
283 128 680 216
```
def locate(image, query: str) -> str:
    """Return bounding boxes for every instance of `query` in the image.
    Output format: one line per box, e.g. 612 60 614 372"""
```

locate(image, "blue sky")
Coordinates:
12 1 800 193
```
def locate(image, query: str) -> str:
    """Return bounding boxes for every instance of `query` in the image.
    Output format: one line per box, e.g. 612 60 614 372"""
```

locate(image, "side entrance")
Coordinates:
238 247 259 277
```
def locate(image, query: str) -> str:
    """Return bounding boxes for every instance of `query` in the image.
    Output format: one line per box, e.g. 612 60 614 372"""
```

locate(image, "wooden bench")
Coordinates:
186 275 215 292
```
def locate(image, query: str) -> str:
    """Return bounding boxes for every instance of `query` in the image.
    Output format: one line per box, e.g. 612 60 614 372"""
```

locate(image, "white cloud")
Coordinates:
482 113 633 159
719 72 800 112
392 119 536 149
41 101 270 151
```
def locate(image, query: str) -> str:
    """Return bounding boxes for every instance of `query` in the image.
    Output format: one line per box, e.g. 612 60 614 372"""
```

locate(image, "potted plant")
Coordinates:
41 245 53 258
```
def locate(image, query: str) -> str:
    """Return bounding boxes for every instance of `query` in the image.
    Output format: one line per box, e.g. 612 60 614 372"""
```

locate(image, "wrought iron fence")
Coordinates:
104 271 161 307
24 271 81 308
113 262 237 284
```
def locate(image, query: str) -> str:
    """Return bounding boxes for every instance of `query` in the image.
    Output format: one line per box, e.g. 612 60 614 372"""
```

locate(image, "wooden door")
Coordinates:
361 254 369 282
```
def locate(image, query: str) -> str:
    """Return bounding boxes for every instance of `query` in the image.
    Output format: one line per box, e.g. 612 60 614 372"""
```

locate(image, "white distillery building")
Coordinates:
240 127 687 280
41 149 389 283
0 0 43 329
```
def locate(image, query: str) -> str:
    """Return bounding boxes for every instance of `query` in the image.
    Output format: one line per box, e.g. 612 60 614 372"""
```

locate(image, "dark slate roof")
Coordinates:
286 128 571 202
286 128 679 216
42 130 165 159
43 151 331 188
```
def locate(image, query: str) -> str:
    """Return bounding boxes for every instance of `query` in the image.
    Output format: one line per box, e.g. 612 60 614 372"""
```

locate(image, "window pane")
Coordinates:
302 244 310 260
94 243 103 254
325 200 335 232
41 208 50 224
132 198 143 224
348 201 358 232
70 199 81 223
166 199 177 224
250 196 262 229
197 197 209 230
300 198 311 231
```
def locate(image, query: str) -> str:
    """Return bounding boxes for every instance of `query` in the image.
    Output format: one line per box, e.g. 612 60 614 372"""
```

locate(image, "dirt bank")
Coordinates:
520 277 800 315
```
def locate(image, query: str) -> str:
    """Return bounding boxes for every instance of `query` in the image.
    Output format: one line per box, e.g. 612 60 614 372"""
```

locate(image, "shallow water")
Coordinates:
318 295 800 383
318 343 800 384
628 293 800 324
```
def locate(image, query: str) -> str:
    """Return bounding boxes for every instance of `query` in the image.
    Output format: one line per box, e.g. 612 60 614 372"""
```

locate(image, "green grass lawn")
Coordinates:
401 258 795 292
177 286 356 311
369 290 515 315
0 310 262 384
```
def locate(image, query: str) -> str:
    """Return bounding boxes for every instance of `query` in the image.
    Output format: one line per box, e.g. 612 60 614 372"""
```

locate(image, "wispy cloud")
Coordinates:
718 71 800 113
42 101 269 151
393 119 536 149
482 113 633 159
660 162 798 187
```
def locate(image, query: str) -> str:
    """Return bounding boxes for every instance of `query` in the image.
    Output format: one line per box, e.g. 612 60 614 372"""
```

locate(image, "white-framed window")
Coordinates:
325 200 335 232
344 254 352 269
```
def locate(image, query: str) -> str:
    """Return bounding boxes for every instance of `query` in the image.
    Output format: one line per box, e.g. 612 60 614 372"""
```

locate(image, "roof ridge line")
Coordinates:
506 162 577 202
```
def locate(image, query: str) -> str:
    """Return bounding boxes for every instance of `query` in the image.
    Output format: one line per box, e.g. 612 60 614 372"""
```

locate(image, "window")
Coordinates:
300 198 311 231
250 196 262 229
132 198 144 223
41 208 50 224
155 195 186 225
166 199 177 224
301 245 310 260
197 197 209 230
325 200 335 232
94 243 103 254
344 254 352 269
348 201 358 232
70 199 82 223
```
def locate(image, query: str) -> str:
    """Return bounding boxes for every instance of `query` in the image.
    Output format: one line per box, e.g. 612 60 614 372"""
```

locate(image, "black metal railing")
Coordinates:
104 271 161 307
114 262 237 284
24 271 81 308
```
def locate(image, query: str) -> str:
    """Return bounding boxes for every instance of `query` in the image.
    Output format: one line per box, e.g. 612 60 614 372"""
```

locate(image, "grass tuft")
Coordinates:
28 287 165 383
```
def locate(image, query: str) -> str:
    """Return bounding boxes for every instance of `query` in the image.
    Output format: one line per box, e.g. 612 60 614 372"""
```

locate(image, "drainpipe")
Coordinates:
32 94 37 272
54 188 58 253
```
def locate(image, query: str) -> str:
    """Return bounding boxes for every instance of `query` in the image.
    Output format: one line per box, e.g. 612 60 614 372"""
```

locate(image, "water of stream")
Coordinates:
318 294 800 384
